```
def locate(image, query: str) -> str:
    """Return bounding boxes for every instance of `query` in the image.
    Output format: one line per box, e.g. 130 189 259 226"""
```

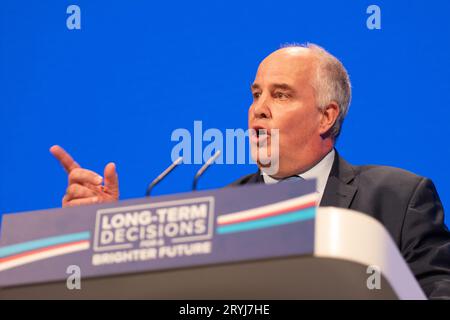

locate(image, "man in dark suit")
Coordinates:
51 43 450 299
232 43 450 299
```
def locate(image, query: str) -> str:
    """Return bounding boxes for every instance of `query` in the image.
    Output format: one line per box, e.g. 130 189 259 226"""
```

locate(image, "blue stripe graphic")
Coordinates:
0 232 90 258
217 207 315 234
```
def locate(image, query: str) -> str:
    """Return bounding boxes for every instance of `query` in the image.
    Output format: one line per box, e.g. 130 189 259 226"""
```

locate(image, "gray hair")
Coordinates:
281 43 352 139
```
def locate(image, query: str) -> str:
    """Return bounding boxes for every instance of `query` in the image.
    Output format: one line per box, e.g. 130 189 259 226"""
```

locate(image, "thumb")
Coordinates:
104 162 119 198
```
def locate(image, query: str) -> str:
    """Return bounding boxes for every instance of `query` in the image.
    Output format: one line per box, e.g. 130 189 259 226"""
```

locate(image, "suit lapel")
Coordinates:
319 151 358 208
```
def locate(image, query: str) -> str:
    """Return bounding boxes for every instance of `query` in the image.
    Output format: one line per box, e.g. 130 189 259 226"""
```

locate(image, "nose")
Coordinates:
251 95 271 119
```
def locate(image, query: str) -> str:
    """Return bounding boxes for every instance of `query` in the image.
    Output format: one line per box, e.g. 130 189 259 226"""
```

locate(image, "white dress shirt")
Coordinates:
262 149 335 203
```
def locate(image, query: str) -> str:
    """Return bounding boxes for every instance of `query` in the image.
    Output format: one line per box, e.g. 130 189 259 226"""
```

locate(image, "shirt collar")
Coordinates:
261 149 335 201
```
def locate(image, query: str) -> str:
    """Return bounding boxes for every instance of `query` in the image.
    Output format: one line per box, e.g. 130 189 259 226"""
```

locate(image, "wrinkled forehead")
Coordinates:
254 49 317 87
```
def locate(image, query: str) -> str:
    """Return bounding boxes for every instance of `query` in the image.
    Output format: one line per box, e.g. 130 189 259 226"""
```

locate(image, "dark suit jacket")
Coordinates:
229 150 450 299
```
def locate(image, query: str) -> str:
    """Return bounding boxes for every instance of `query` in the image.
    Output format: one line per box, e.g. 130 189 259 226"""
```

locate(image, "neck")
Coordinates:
264 138 335 179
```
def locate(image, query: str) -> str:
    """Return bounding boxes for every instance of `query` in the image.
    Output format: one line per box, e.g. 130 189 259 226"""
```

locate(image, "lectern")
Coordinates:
0 180 426 299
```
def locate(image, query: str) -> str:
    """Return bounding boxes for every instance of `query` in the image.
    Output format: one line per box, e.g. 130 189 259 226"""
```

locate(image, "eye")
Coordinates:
274 92 289 99
252 92 261 99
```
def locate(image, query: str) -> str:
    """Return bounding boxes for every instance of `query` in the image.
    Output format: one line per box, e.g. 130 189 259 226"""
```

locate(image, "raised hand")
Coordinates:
50 145 119 207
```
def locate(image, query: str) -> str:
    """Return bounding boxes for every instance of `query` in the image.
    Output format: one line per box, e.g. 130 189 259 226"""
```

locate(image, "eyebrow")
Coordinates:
250 83 295 91
271 83 295 91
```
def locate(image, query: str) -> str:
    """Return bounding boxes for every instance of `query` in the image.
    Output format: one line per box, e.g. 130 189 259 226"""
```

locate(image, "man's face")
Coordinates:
249 48 324 178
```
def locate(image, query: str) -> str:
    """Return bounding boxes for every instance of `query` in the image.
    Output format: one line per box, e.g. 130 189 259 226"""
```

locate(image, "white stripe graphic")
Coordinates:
217 193 318 225
0 242 90 272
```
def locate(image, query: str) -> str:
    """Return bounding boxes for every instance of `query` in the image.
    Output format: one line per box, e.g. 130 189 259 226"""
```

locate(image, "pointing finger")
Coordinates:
50 145 80 173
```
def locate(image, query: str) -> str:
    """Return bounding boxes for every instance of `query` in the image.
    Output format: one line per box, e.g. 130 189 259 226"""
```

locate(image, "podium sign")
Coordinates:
0 181 317 289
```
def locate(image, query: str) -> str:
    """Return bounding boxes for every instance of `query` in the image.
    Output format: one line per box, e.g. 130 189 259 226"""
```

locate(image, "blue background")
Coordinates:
1 0 449 226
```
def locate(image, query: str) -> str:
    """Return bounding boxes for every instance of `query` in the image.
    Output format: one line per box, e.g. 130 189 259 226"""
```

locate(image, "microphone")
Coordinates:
192 150 221 191
145 157 183 197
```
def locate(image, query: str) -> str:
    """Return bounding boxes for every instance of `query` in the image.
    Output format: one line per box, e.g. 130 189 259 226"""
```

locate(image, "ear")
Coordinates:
319 101 340 136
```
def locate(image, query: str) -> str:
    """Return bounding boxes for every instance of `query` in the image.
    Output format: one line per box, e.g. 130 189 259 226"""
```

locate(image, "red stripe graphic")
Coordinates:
0 240 89 263
218 201 316 226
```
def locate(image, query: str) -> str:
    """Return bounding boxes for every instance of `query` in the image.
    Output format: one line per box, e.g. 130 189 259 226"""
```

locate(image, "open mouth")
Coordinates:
250 125 271 145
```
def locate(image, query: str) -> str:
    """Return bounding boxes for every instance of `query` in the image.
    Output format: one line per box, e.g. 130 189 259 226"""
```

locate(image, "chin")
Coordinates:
251 147 271 163
257 159 281 177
